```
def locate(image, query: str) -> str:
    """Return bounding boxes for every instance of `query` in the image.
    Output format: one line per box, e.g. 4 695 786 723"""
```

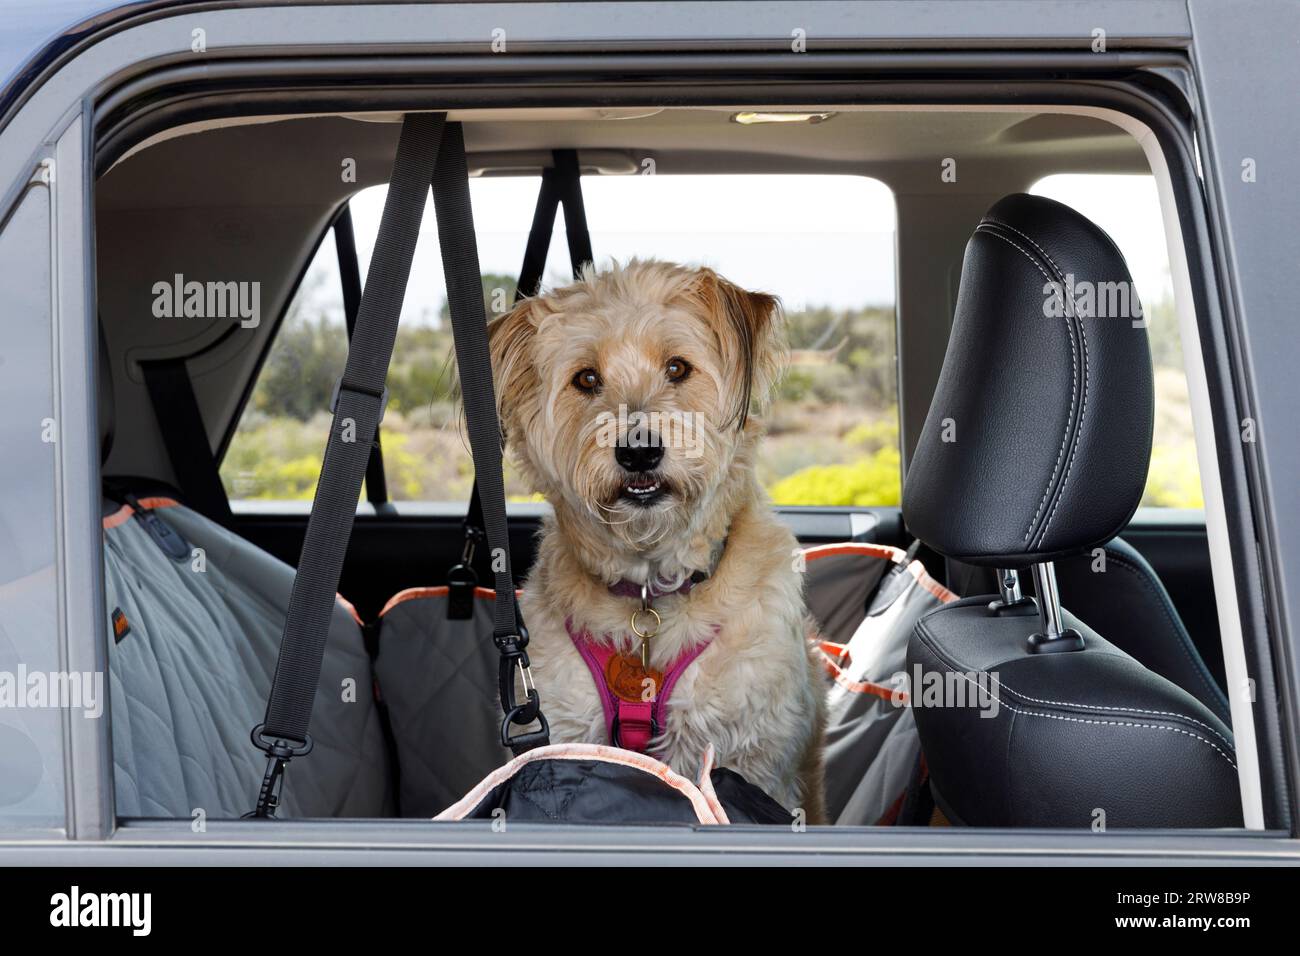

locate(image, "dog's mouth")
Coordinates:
619 472 671 506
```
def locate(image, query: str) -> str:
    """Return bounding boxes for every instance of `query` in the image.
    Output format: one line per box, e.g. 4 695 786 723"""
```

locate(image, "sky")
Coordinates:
298 172 1174 325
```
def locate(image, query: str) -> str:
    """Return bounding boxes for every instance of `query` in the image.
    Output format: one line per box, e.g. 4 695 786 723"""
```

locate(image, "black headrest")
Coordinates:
98 323 114 465
903 194 1153 568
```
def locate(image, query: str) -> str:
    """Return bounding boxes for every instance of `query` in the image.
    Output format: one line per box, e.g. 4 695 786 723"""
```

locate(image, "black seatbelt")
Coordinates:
513 148 591 303
141 359 235 528
334 206 391 511
553 149 593 279
249 113 448 817
250 114 548 816
449 150 592 618
513 168 560 303
432 122 548 755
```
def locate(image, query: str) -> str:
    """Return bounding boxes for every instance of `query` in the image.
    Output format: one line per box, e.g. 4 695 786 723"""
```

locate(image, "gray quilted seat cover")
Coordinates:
373 588 511 817
375 545 951 822
803 544 954 824
103 498 392 819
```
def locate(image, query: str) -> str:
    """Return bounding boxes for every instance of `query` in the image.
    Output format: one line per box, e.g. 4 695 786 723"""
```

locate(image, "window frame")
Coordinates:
0 0 1282 854
101 89 1290 846
100 88 1286 846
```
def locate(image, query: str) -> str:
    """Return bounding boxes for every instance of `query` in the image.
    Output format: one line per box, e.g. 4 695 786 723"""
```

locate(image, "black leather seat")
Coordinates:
901 193 1241 828
1054 537 1231 725
948 538 1232 726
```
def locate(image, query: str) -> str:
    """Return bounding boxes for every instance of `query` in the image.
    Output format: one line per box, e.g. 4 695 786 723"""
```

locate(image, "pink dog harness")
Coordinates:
567 617 715 753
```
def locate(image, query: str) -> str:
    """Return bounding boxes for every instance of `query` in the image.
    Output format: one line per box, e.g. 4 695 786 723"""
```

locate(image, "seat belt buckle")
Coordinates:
329 378 390 425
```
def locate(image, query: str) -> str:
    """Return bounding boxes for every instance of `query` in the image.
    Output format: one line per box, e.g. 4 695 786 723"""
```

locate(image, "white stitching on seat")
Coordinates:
984 217 1095 551
945 668 1237 769
984 217 1070 287
915 618 1237 757
982 669 1233 749
975 225 1075 543
1037 308 1088 548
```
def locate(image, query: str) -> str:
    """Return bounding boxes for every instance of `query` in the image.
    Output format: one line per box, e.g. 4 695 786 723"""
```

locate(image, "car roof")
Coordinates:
0 0 210 120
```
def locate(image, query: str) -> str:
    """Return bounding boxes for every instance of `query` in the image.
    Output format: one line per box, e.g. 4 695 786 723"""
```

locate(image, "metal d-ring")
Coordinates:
630 605 661 640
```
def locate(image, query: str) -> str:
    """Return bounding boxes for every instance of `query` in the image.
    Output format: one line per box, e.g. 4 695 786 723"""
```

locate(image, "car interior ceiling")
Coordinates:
93 105 1233 823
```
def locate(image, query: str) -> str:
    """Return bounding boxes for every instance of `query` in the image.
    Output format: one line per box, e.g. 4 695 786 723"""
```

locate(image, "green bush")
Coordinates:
767 445 902 506
220 414 329 499
1143 443 1204 509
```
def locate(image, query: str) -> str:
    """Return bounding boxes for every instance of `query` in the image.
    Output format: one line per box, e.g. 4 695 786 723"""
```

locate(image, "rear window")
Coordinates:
220 174 900 508
1031 173 1202 509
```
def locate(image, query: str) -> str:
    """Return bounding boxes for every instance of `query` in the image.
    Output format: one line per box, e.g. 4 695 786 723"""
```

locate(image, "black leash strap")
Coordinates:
334 206 391 510
141 359 235 528
432 122 549 755
513 168 561 303
249 113 446 817
450 150 593 617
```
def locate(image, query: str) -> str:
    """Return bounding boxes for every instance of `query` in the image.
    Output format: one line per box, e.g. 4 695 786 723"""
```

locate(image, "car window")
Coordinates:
1031 174 1202 509
0 183 66 829
220 174 899 507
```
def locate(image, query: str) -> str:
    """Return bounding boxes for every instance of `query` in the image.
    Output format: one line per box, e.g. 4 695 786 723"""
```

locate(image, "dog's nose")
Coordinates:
615 431 664 472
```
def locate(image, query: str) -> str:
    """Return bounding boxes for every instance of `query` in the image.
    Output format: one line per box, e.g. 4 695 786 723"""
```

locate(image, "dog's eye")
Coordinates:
572 368 602 393
665 357 692 383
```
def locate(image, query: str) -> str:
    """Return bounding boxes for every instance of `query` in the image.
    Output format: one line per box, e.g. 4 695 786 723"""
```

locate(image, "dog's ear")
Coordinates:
487 297 544 440
690 268 786 428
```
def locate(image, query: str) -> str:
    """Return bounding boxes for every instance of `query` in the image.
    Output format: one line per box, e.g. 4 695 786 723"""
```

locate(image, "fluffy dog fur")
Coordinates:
489 259 826 821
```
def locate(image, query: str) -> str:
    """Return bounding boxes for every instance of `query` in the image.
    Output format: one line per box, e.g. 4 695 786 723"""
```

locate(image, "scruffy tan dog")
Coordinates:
489 259 826 821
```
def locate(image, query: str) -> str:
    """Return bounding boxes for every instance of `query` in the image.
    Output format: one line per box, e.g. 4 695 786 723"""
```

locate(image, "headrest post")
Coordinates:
1027 561 1084 654
1031 562 1063 637
997 568 1022 605
987 566 1034 615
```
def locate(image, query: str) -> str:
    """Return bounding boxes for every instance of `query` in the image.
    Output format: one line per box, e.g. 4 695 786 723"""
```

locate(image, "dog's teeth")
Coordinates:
624 479 661 496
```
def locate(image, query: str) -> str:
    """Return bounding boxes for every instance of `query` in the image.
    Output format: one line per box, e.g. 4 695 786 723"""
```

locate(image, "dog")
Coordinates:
488 259 827 822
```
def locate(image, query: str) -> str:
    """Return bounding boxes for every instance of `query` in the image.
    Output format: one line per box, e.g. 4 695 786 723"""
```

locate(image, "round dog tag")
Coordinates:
605 653 663 703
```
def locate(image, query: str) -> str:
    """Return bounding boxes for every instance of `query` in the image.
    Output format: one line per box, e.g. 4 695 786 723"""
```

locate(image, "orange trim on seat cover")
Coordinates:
378 585 521 618
101 496 182 530
802 541 957 604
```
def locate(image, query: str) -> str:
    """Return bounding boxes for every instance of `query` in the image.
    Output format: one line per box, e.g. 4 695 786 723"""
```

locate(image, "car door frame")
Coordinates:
0 0 1293 860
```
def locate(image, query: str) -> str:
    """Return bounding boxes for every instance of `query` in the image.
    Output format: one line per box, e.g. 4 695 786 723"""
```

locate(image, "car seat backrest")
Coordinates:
903 193 1153 569
98 336 391 818
901 194 1240 827
949 539 1232 725
103 498 391 818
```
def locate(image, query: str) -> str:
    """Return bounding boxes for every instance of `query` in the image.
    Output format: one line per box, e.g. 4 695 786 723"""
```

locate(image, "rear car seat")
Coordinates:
99 342 392 818
373 543 954 821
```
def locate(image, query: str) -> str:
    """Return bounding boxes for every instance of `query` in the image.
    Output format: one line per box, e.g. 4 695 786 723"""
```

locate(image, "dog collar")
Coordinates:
606 535 728 601
607 570 708 600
